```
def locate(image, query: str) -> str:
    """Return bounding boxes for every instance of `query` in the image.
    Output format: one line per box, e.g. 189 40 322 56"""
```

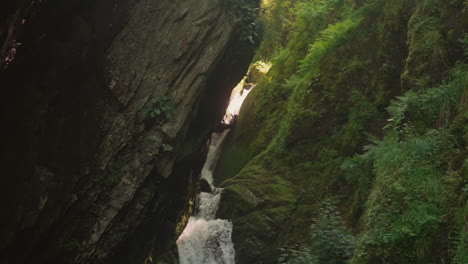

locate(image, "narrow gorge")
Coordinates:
1 0 467 264
177 83 252 264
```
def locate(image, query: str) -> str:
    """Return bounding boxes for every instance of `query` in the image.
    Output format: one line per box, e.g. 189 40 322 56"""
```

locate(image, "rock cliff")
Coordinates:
0 0 257 263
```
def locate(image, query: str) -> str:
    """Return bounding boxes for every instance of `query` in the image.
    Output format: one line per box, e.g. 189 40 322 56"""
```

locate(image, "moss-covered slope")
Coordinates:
216 0 467 263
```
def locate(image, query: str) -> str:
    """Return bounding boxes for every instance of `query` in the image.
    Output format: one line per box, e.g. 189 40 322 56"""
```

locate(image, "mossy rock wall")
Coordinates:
216 0 467 263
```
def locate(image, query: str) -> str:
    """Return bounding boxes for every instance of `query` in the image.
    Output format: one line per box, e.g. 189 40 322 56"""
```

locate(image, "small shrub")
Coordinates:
279 200 355 264
236 0 260 44
141 96 175 125
309 201 355 264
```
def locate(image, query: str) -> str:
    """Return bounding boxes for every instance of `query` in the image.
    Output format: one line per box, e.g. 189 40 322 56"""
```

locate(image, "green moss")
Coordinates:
220 164 296 211
452 199 468 264
401 3 449 90
216 0 467 263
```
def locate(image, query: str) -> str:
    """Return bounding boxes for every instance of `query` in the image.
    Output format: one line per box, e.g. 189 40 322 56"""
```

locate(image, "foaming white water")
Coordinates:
177 190 235 264
177 218 235 264
197 190 222 218
177 83 255 264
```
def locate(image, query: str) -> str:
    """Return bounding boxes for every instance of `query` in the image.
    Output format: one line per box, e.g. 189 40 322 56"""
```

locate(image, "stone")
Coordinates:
0 0 258 263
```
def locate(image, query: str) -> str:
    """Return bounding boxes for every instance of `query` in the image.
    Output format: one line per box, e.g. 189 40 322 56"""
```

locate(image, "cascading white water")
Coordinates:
177 132 234 264
177 190 235 264
177 81 253 264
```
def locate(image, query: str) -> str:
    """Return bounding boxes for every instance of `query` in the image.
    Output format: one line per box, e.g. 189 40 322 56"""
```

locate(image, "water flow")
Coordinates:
222 85 253 125
177 132 235 264
177 189 235 264
177 83 253 264
200 129 231 188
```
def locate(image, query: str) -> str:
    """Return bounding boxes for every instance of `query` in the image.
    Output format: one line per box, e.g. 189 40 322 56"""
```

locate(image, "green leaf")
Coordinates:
162 143 174 152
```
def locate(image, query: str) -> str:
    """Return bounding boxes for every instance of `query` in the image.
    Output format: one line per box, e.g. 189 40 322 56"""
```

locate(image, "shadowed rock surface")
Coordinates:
0 0 258 263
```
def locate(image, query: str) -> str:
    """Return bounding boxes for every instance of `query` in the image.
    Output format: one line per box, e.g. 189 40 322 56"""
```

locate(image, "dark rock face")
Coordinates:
0 0 39 70
199 178 212 193
0 0 256 263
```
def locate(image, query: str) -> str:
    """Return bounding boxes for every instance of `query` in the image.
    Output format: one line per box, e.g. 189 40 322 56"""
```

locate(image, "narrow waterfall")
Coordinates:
177 82 253 264
199 129 231 189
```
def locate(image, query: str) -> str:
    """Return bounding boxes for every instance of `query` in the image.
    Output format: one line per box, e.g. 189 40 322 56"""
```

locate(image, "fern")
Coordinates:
298 19 359 74
386 63 468 130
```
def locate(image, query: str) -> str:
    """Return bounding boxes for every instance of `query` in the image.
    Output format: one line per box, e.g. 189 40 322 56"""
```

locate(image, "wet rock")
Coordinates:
199 178 212 193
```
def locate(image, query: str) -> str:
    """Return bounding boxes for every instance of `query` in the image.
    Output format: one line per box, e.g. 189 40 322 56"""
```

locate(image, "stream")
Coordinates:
176 83 253 264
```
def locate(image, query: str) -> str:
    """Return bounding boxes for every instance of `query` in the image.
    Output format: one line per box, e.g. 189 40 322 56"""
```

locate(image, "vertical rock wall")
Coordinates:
0 0 257 263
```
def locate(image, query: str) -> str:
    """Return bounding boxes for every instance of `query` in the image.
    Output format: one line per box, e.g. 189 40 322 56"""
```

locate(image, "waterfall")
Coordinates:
177 189 235 264
177 130 234 264
200 129 231 188
222 83 253 125
177 82 253 264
